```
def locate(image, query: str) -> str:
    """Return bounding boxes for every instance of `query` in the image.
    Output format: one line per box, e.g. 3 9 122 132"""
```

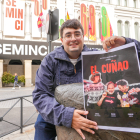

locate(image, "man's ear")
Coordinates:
61 38 64 45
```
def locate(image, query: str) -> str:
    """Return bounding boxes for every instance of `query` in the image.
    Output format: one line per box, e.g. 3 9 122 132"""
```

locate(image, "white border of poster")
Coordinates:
4 0 25 36
82 42 140 133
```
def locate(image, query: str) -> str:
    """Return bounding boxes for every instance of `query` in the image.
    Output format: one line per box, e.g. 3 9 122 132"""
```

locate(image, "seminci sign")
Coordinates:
0 40 103 60
0 40 49 60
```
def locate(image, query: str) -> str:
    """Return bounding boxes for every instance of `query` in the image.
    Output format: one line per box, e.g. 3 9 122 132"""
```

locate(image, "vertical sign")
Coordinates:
88 3 96 41
42 0 50 38
66 0 74 19
80 2 88 40
32 0 41 37
57 0 65 38
101 6 114 41
80 2 96 41
4 0 25 36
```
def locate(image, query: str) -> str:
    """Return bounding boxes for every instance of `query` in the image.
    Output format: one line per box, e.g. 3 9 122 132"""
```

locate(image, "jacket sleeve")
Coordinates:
32 55 75 128
124 37 140 57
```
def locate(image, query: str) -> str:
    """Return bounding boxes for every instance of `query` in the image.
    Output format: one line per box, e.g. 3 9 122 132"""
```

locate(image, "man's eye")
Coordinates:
75 33 80 36
66 35 71 38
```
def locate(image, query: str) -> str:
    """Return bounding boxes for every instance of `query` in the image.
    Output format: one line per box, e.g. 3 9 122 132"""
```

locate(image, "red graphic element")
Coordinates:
37 17 43 28
102 60 129 73
129 88 136 94
91 65 97 74
105 100 114 104
106 96 115 99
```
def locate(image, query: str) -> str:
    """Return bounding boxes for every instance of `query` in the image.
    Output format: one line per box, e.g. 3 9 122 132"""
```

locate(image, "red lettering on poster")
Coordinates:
91 65 97 74
102 60 129 73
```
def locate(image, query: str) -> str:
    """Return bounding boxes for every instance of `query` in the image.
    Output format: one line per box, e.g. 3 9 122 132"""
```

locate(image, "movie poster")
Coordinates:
82 42 140 133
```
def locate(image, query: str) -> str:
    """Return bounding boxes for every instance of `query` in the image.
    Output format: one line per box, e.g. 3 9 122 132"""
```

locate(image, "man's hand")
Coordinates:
117 93 122 100
71 110 98 140
103 36 126 52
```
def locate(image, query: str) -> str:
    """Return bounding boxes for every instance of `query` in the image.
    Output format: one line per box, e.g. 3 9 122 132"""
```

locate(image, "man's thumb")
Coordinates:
76 110 88 115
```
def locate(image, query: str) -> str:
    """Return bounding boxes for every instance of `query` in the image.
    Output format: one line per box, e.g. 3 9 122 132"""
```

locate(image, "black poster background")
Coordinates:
82 43 140 131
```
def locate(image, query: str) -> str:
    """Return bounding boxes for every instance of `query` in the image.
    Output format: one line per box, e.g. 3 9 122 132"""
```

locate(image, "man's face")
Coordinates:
94 76 100 83
61 28 84 59
107 84 115 94
118 85 128 93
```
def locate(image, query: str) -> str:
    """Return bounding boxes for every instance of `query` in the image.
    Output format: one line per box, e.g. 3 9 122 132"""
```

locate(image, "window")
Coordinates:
124 0 127 6
99 19 101 39
134 22 139 40
117 0 120 5
32 60 41 65
125 21 129 37
133 0 136 8
117 20 122 36
102 0 110 3
9 60 22 65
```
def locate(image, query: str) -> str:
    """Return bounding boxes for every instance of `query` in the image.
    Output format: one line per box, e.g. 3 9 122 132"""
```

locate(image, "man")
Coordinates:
97 81 121 109
12 73 21 89
116 79 140 106
33 19 98 140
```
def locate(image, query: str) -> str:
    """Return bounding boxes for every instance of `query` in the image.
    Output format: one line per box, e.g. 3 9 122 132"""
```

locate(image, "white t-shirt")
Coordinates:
69 58 78 66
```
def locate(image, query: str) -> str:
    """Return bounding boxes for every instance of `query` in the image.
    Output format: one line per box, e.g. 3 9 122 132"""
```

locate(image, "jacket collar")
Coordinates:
54 44 89 62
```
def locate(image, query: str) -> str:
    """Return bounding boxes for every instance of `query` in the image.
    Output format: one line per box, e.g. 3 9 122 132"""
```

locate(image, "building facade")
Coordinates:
0 0 140 87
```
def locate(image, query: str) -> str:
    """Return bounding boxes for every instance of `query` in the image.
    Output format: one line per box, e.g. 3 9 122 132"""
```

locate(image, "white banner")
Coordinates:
66 0 74 19
32 0 41 38
57 0 65 38
4 0 25 36
42 0 50 38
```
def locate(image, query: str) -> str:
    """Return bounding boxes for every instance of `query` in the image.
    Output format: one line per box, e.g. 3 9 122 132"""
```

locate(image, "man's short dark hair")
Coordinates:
60 19 84 38
116 79 128 86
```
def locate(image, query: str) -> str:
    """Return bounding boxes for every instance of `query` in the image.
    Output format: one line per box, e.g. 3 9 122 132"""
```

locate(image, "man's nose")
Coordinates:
71 34 76 41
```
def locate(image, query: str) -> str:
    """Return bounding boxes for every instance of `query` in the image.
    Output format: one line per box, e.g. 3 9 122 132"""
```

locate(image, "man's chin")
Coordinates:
108 92 114 95
69 48 79 52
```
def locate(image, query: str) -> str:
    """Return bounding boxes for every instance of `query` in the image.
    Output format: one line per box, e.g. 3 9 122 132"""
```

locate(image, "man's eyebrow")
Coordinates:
65 31 81 35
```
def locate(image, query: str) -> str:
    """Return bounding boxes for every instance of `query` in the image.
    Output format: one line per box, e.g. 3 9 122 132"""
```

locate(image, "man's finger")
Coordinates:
103 42 108 52
105 40 111 47
82 122 98 130
76 129 85 140
110 37 115 45
76 110 88 115
82 118 97 126
81 126 95 135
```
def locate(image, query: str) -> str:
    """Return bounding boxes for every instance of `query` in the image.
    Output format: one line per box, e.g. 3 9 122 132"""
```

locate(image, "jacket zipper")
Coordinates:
74 65 76 74
57 58 81 74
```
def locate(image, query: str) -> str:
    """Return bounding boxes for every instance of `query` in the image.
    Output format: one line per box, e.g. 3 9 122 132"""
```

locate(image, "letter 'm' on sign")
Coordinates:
6 7 14 18
12 44 24 55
